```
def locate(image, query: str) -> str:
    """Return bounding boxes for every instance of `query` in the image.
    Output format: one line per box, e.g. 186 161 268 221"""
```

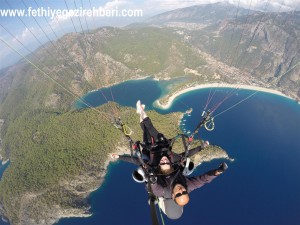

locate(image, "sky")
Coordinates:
0 0 299 70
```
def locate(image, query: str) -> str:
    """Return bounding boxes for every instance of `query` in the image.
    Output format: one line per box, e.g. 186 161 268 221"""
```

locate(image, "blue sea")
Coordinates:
67 79 300 225
2 79 300 225
0 161 10 225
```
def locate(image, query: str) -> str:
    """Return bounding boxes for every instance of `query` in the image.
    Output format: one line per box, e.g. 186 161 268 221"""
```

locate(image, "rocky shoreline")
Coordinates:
0 119 7 164
40 145 131 225
0 142 130 225
0 123 232 225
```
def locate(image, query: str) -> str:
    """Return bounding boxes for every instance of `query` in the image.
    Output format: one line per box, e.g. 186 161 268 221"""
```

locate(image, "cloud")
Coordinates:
142 0 299 12
103 0 131 9
0 27 26 67
0 36 10 58
13 26 35 44
238 0 298 9
0 36 21 69
235 0 297 12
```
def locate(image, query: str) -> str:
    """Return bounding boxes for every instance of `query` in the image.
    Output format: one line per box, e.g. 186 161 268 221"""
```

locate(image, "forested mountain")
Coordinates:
146 3 300 98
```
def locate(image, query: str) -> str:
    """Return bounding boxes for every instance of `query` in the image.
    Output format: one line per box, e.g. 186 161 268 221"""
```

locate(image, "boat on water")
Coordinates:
186 108 193 114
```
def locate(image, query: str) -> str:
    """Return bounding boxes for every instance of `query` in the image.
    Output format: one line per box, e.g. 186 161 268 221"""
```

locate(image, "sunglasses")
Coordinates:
174 191 188 199
159 162 171 165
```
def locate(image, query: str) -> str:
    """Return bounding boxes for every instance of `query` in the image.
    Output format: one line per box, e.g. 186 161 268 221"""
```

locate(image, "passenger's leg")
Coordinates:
158 198 183 220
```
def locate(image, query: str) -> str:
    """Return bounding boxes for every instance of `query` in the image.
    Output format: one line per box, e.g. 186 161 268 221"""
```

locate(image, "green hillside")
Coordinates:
0 103 182 224
98 27 205 75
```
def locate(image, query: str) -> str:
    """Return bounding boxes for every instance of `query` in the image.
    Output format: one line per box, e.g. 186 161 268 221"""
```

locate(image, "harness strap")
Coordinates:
157 196 166 225
147 182 160 225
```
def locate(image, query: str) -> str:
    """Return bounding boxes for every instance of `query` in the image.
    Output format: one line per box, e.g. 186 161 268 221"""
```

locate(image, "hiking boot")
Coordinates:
202 140 210 148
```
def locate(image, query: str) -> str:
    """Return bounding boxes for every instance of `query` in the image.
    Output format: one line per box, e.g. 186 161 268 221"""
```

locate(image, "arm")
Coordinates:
171 145 204 164
186 145 203 157
187 162 227 192
178 141 209 158
186 170 218 193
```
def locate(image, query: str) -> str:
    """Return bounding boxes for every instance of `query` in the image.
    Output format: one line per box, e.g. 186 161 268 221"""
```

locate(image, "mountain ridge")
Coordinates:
145 2 255 24
144 5 300 98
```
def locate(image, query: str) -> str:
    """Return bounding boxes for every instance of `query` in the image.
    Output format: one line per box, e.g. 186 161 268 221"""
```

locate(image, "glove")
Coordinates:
149 173 157 184
214 162 228 176
218 162 228 172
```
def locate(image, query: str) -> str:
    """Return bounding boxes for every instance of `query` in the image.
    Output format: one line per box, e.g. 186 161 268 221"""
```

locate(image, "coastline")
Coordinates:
90 75 151 92
154 83 293 110
0 160 9 166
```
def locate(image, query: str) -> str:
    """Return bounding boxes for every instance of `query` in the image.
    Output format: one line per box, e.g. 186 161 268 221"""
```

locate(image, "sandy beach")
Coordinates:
155 83 292 110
